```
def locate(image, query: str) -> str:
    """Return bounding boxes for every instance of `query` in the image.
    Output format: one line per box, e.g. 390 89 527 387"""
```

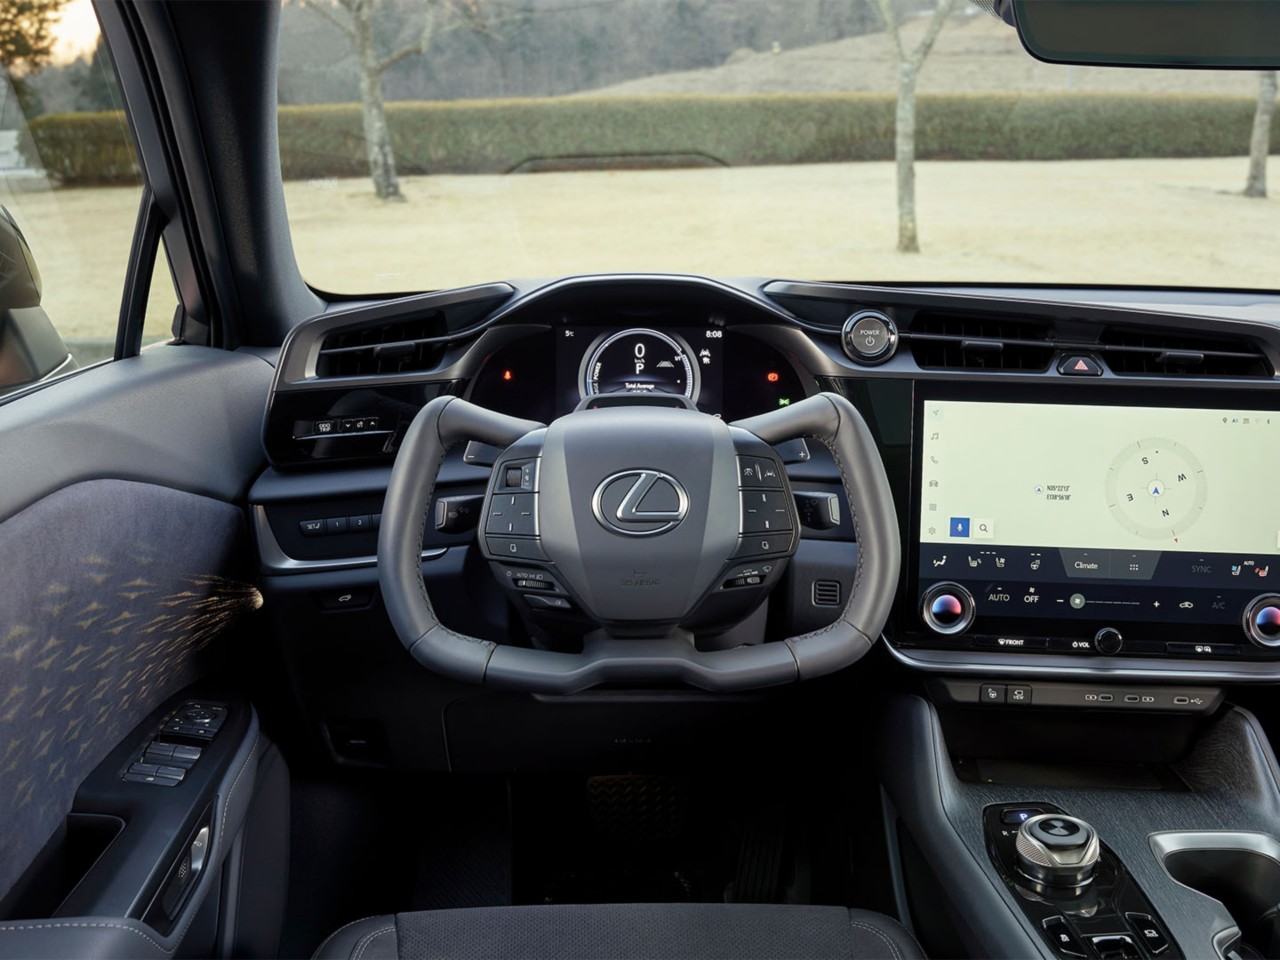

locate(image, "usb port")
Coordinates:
1098 693 1114 702
1173 696 1190 705
1124 694 1140 703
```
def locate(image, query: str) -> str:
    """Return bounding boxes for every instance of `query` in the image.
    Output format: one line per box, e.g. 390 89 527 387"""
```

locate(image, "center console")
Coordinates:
878 694 1280 960
985 806 1179 959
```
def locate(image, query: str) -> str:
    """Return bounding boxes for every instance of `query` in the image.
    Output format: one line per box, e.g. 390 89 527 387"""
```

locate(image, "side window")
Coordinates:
0 7 178 398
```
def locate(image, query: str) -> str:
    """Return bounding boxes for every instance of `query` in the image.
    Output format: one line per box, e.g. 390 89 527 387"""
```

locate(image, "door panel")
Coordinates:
0 347 272 521
0 345 273 906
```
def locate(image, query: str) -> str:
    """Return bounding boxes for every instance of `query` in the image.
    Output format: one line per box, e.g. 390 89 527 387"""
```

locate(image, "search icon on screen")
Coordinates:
972 519 994 540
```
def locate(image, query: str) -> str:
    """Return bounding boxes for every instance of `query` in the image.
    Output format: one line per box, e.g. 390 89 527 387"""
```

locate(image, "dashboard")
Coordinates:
252 273 1280 722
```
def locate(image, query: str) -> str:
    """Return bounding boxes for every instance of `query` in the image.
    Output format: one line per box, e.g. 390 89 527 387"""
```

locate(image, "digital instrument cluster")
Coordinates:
470 321 806 422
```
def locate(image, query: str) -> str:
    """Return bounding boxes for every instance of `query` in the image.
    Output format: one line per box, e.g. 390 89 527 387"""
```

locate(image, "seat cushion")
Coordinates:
314 903 923 960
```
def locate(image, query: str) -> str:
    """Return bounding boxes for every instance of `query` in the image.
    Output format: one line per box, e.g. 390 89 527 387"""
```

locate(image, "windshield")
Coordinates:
274 0 1279 293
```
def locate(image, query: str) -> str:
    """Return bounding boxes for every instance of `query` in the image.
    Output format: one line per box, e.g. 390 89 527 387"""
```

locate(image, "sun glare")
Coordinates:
50 0 102 64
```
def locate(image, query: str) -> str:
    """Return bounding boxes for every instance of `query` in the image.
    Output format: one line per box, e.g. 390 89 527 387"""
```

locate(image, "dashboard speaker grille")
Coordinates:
1098 327 1272 378
907 313 1055 372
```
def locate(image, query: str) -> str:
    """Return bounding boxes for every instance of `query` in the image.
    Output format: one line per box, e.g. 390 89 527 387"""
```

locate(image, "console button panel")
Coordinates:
984 803 1181 959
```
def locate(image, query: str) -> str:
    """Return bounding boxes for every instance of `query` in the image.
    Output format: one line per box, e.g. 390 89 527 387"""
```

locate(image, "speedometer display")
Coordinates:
579 328 700 402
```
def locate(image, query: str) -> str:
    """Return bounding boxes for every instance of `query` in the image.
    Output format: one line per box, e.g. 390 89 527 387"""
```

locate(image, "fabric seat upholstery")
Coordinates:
313 903 923 960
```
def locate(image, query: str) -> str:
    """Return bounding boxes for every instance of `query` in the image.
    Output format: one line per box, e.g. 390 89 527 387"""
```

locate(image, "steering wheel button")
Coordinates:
738 456 784 489
486 493 538 536
734 531 793 559
486 537 547 561
740 491 793 533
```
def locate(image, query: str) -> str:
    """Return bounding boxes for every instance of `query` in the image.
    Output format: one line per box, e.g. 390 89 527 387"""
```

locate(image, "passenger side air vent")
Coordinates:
315 312 448 378
907 313 1055 372
1098 328 1272 378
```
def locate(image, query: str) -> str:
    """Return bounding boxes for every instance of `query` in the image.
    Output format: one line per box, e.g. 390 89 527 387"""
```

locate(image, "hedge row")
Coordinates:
24 92 1278 186
22 111 142 185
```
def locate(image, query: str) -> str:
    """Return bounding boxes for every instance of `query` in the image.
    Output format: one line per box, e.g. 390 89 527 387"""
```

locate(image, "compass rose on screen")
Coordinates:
1105 437 1207 541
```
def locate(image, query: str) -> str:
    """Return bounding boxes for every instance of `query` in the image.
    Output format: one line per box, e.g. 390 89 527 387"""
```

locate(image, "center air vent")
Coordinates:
907 313 1055 372
1098 328 1272 378
315 312 448 378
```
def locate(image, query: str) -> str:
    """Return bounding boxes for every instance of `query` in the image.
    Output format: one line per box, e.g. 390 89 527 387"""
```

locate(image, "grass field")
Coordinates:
4 154 1278 342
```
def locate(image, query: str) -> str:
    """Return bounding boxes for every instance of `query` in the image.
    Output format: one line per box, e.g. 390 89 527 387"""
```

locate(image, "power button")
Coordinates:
841 310 897 365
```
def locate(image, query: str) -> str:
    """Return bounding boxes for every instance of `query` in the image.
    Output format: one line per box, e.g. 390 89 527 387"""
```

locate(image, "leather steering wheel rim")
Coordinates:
377 392 900 693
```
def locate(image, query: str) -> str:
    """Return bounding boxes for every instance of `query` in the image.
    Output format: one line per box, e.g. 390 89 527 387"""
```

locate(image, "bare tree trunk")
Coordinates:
894 61 920 253
876 0 955 254
1246 70 1277 199
353 2 404 202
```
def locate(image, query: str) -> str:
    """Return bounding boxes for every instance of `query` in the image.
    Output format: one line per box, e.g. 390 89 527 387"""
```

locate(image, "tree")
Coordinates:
72 35 122 112
873 0 954 253
0 0 70 117
1245 70 1276 199
303 0 447 201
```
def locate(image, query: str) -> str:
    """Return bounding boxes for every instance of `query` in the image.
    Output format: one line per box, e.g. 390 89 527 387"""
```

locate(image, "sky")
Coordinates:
50 0 102 64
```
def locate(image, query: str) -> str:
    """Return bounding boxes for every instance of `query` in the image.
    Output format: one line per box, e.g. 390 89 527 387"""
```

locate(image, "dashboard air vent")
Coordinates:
812 580 842 607
1098 328 1271 378
316 312 448 378
907 313 1054 372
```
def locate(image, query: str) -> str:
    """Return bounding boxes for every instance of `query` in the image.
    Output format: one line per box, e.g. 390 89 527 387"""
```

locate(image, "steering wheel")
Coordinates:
377 392 899 693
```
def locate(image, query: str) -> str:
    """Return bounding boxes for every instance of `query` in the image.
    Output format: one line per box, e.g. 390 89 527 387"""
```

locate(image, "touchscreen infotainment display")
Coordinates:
917 399 1280 629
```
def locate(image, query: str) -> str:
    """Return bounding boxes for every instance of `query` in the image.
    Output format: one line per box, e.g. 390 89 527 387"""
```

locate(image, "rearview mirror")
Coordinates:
1010 0 1280 68
0 205 75 397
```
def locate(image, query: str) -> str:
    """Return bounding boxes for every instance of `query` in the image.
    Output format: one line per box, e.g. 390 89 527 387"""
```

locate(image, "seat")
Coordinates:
313 903 923 960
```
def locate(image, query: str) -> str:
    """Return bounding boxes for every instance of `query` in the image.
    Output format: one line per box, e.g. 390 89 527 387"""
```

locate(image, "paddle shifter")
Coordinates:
1014 814 1101 891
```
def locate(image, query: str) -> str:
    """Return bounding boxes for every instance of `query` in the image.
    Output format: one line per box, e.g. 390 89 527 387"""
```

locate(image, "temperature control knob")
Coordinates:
921 582 975 636
1244 595 1280 649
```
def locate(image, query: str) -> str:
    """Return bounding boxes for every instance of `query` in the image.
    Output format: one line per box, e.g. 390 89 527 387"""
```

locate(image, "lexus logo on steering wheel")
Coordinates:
591 470 690 537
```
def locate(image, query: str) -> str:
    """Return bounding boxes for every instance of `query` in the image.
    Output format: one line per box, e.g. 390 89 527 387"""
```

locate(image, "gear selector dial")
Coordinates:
1015 814 1100 890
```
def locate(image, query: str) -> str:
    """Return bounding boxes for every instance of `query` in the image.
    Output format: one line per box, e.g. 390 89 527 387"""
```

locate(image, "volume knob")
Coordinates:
921 582 975 636
1093 627 1123 656
1244 595 1280 649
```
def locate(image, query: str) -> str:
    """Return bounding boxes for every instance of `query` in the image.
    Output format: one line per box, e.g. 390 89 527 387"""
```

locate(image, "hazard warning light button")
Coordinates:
1057 355 1103 376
